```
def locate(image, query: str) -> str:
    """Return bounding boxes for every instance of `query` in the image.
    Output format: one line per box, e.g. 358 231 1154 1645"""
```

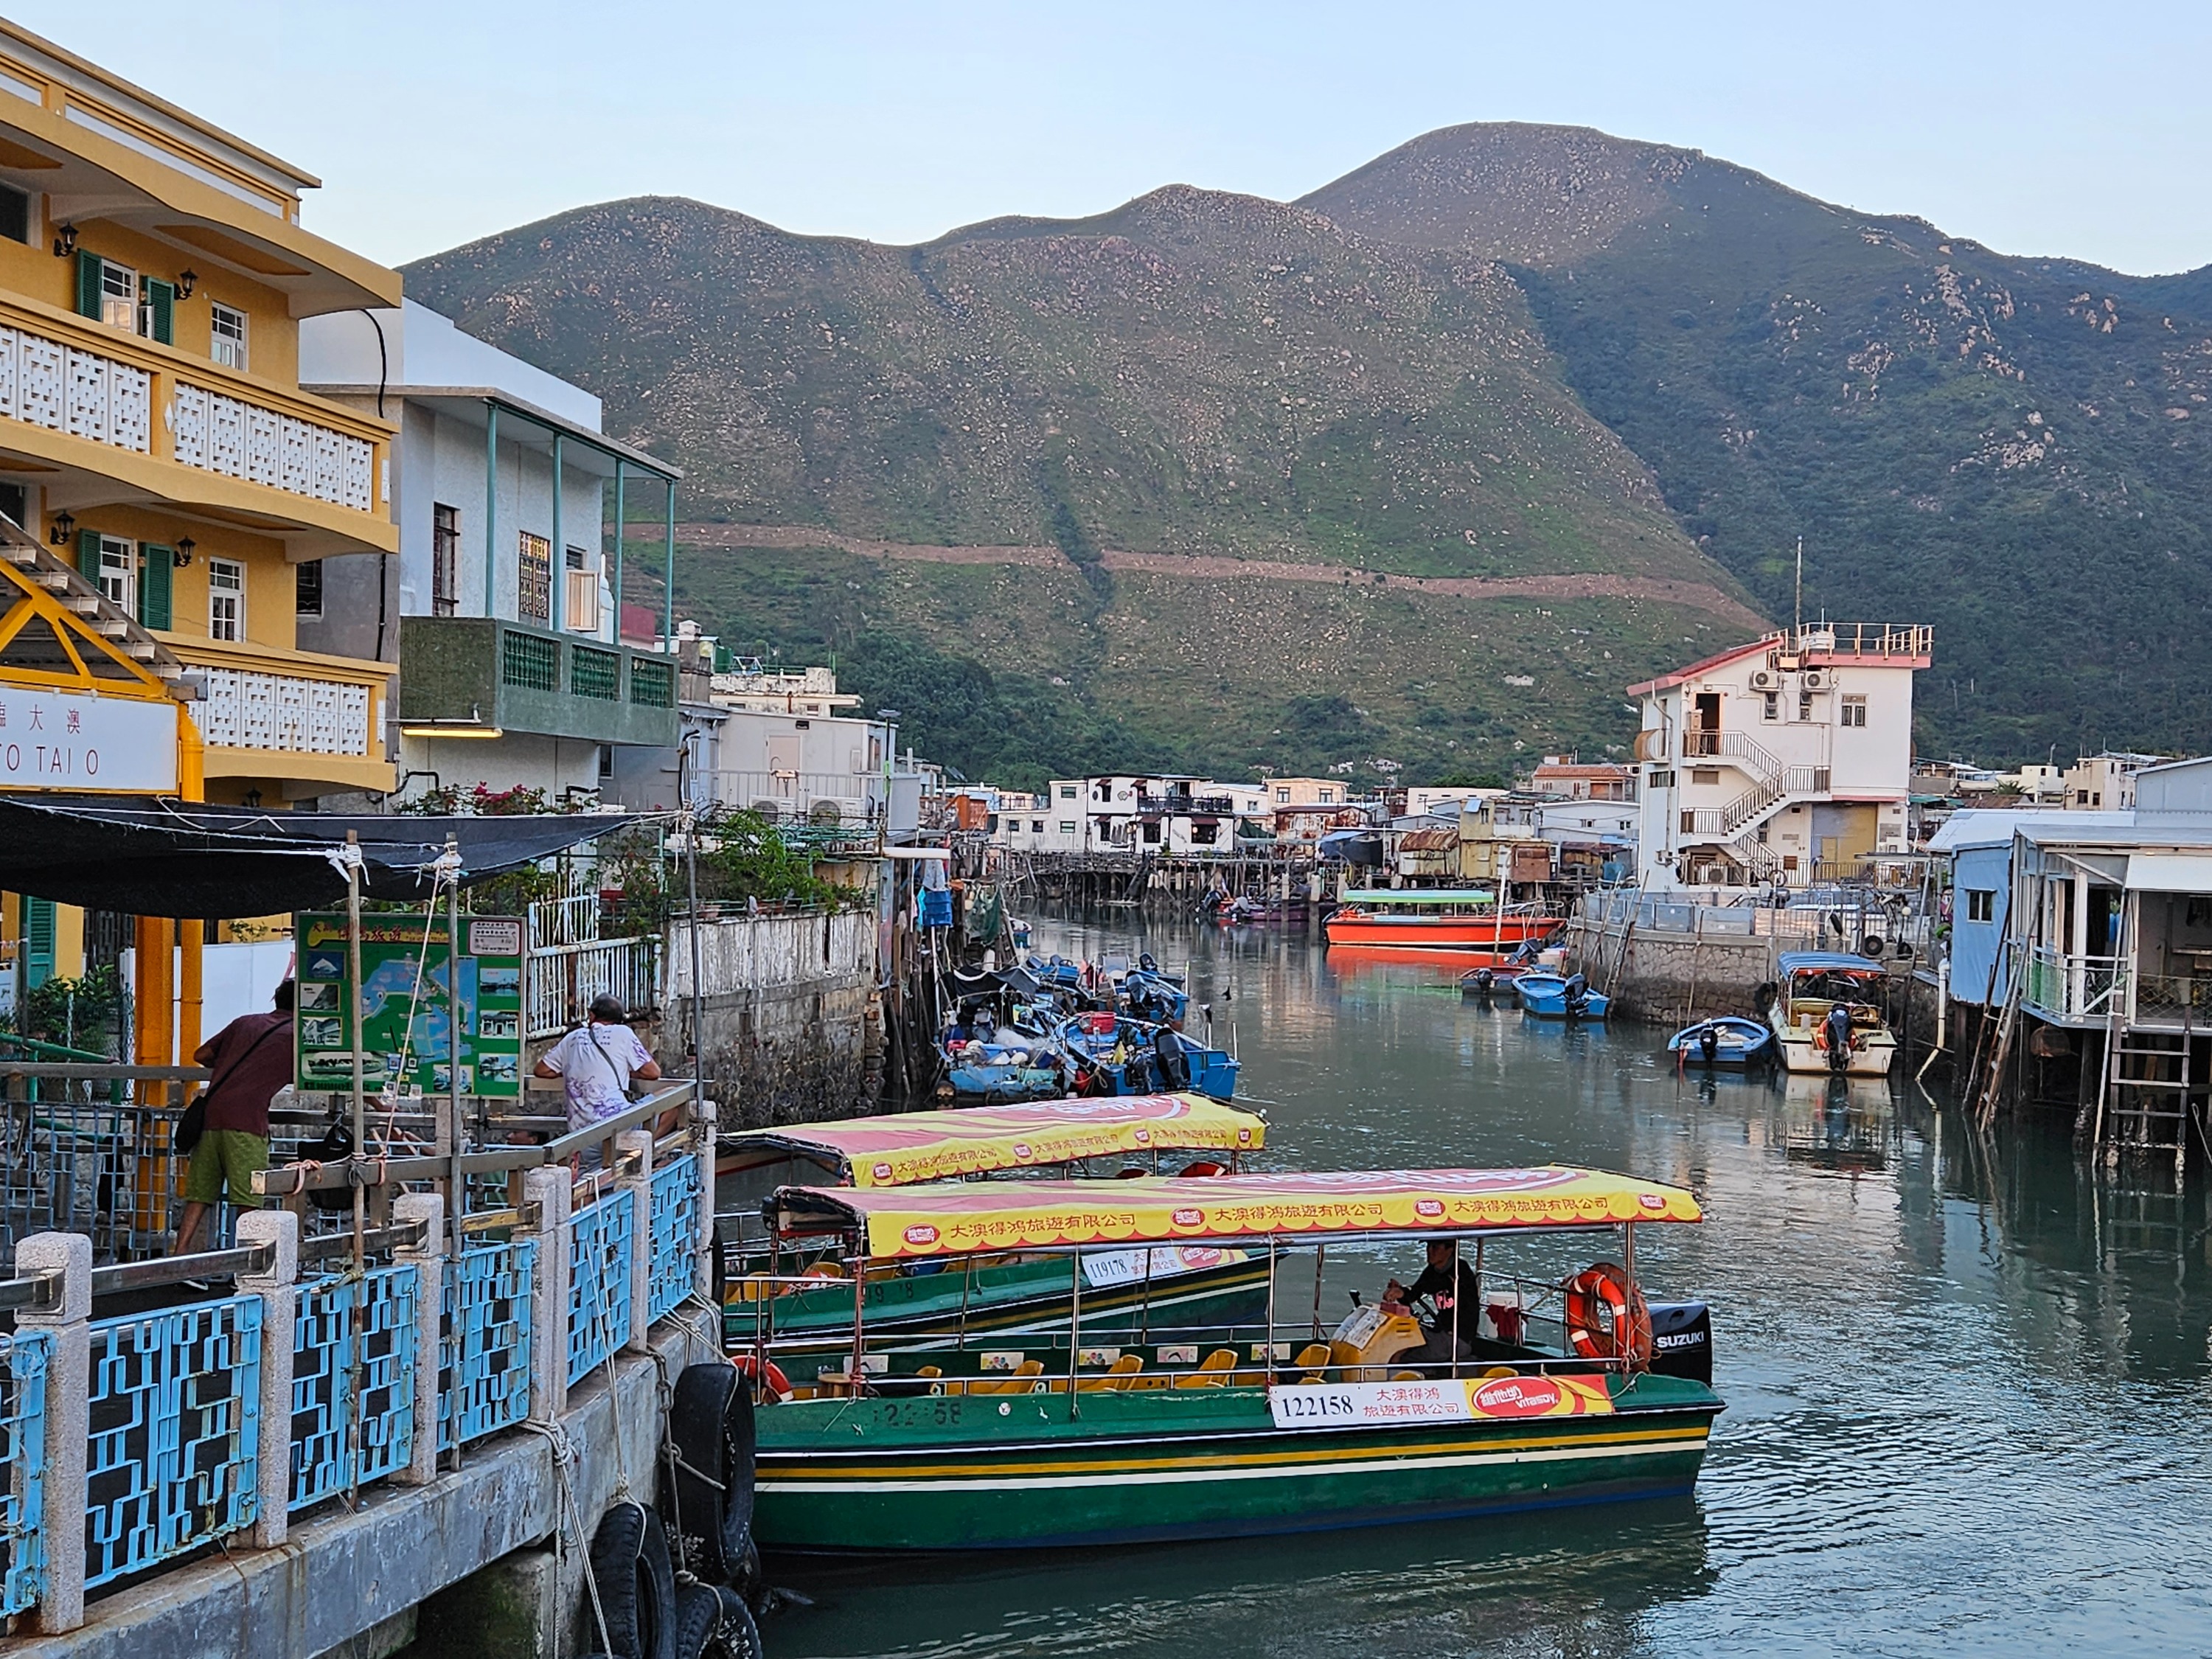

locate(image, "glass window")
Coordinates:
1966 889 1995 923
517 532 551 623
1058 821 1076 835
431 503 459 616
95 535 133 611
1798 690 1815 721
100 259 138 332
1840 695 1868 728
1058 785 1077 800
1761 690 1779 722
1031 820 1043 833
0 184 27 246
210 302 248 372
208 557 244 641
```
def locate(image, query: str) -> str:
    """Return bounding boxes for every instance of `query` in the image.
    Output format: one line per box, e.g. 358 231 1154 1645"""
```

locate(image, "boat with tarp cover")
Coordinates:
742 1167 1722 1551
717 1095 1273 1353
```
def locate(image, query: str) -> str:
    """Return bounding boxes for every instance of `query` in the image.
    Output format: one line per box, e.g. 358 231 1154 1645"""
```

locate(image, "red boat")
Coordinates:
1323 890 1564 953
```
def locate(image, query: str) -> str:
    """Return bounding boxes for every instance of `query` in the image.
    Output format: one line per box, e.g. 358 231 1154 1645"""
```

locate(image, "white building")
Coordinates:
299 301 682 803
998 776 1269 856
1630 623 1930 893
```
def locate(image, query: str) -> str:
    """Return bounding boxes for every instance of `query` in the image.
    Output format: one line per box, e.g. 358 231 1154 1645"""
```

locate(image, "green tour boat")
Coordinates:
719 1093 1273 1355
743 1166 1723 1550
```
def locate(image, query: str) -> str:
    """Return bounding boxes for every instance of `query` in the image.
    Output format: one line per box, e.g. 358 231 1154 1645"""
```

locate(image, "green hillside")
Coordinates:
1303 123 2212 761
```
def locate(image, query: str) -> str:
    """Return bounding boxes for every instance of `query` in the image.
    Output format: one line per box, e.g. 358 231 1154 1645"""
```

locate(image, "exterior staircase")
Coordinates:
1680 729 1832 858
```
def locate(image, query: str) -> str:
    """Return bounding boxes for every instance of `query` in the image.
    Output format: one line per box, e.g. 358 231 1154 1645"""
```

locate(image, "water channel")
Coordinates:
769 912 2212 1657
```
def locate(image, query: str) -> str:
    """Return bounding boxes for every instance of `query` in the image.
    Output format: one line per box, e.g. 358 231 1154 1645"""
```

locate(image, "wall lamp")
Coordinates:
399 711 505 740
173 536 195 568
176 270 196 300
51 223 74 258
46 509 73 546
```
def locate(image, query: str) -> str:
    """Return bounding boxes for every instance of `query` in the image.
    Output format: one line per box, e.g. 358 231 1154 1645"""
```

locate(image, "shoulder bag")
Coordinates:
176 1015 290 1157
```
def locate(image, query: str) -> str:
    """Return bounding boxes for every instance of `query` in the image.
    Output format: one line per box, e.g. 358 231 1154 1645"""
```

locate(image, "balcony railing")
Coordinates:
0 296 389 529
397 616 679 748
182 655 378 757
2017 944 2131 1022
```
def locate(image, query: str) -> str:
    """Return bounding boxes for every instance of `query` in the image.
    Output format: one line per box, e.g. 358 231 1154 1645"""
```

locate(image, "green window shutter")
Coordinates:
145 279 175 346
21 897 55 991
75 526 100 579
75 251 102 319
139 543 172 630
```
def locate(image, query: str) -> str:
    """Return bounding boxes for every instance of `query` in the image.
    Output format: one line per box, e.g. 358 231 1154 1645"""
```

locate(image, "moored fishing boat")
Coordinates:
1667 1016 1774 1068
718 1095 1273 1354
1058 1010 1240 1100
744 1168 1722 1550
1515 972 1610 1020
1768 952 1897 1076
1324 890 1564 954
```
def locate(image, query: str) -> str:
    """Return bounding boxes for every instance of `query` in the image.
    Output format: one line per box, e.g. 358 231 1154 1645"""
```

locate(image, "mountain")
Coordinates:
1304 123 2212 760
401 124 2212 783
402 186 1756 786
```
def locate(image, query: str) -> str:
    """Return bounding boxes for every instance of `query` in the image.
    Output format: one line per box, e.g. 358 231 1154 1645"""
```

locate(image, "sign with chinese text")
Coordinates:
293 912 526 1096
0 686 176 793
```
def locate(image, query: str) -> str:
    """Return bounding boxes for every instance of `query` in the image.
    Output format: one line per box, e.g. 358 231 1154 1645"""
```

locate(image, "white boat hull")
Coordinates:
1769 1004 1897 1077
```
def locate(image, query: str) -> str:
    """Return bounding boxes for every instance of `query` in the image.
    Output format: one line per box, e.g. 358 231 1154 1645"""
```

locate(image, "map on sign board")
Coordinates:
1267 1373 1615 1430
293 913 526 1096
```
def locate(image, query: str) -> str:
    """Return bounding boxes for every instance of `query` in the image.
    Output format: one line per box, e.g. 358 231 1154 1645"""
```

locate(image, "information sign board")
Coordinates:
293 912 526 1096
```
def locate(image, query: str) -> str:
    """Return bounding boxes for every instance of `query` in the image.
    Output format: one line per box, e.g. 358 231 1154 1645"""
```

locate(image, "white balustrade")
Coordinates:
195 664 372 756
0 324 150 454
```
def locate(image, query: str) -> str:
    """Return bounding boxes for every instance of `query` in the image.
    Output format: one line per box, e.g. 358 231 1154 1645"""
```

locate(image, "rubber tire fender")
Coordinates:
663 1361 756 1582
672 1583 764 1659
588 1500 677 1659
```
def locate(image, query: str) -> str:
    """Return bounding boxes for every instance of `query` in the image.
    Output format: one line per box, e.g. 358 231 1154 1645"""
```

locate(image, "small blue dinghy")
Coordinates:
1667 1015 1774 1068
1516 971 1610 1020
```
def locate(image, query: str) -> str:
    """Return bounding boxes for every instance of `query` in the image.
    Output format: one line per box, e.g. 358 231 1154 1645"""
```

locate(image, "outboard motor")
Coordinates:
1697 1024 1721 1066
1152 1026 1192 1091
1473 967 1495 998
1564 973 1589 1016
1646 1301 1713 1385
1824 1002 1854 1073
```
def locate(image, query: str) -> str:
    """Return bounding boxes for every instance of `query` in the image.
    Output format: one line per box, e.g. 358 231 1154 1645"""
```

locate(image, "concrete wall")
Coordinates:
666 911 877 1126
1564 919 1780 1023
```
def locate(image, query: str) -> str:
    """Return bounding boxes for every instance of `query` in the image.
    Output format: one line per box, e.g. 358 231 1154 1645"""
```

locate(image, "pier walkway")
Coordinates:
0 1079 718 1657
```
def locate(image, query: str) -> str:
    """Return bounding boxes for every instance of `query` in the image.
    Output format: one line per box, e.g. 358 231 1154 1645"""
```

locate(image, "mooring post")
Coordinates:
18 1231 88 1634
692 1095 720 1307
237 1208 298 1550
393 1192 445 1484
617 1128 653 1354
524 1165 571 1425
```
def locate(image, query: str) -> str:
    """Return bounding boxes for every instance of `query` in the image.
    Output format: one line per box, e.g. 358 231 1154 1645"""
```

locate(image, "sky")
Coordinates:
14 0 2210 275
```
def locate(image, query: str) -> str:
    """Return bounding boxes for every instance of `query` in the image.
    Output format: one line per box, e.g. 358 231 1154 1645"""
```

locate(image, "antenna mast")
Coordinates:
1793 536 1804 644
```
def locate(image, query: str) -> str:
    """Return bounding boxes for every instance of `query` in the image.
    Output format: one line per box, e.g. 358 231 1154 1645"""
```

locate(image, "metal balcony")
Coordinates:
397 616 678 747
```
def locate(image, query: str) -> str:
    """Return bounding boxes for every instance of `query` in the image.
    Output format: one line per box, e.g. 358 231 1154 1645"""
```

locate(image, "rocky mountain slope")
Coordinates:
403 123 2212 781
1304 123 2212 759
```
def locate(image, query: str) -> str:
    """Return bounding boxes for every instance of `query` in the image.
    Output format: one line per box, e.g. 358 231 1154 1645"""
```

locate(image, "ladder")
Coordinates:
2100 1017 2191 1177
1971 966 2025 1127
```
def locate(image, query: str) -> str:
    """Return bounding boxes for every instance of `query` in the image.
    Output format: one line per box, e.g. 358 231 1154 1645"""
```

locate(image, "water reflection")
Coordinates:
767 914 2212 1657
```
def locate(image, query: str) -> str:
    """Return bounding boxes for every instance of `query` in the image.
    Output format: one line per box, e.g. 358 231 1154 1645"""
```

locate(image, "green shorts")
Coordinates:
184 1130 268 1208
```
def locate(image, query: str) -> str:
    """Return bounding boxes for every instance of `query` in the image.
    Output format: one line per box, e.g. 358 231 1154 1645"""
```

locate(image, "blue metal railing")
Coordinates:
646 1157 701 1324
0 1330 52 1616
566 1192 634 1387
440 1240 535 1452
85 1298 262 1589
289 1267 419 1512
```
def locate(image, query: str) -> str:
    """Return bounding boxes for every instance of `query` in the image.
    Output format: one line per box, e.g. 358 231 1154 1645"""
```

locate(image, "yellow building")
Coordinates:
0 20 400 1009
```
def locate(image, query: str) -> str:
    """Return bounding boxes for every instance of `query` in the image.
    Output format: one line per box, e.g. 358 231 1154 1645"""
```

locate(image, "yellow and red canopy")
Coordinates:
723 1093 1264 1188
768 1166 1704 1259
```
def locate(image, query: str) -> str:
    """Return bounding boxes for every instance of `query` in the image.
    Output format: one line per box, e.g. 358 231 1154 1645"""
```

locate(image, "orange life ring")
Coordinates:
734 1352 792 1402
1563 1262 1653 1369
1178 1160 1228 1178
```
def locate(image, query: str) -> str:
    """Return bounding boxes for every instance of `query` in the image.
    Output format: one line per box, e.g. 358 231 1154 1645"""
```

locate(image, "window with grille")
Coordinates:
1840 695 1868 728
501 629 557 691
208 557 244 641
210 302 248 372
518 532 551 623
295 559 322 617
432 504 459 616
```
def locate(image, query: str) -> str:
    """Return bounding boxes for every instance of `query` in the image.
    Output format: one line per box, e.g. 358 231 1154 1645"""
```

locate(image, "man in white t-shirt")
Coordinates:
534 995 662 1153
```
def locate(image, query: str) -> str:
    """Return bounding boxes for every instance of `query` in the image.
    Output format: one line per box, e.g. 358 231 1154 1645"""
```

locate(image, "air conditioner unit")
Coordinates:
1801 669 1830 690
1749 668 1779 690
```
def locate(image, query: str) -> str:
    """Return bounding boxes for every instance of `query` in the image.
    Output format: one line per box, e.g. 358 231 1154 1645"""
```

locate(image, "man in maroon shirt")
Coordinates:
174 981 294 1254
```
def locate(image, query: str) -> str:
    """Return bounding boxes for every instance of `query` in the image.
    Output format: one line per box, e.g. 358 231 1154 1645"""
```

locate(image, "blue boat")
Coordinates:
1515 971 1610 1020
1057 1012 1241 1101
1666 1015 1774 1068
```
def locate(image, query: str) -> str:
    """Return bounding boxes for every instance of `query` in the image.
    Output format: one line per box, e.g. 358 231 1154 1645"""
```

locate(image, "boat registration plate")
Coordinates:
1267 1374 1614 1430
1079 1245 1240 1287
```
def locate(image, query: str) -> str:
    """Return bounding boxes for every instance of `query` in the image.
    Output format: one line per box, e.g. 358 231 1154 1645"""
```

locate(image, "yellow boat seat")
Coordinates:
1481 1365 1515 1379
1175 1349 1238 1388
1390 1369 1425 1382
974 1359 1045 1395
1293 1343 1332 1380
1079 1354 1144 1392
916 1365 943 1377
